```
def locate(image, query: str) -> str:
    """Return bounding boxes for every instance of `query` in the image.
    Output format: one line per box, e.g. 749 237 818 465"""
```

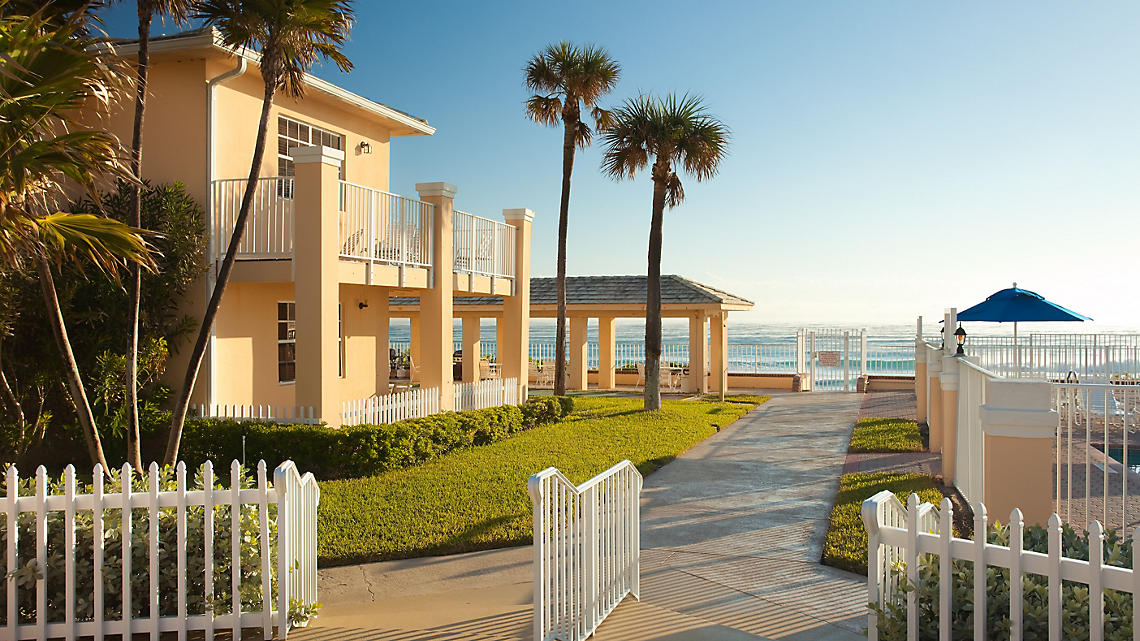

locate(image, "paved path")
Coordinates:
294 393 868 640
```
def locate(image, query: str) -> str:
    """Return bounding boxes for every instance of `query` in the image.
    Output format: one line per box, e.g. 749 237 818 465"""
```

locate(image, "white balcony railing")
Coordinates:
339 181 433 269
453 210 515 279
210 177 295 260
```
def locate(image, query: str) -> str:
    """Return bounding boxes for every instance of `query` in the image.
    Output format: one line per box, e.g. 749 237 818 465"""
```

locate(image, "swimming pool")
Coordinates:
1105 447 1140 475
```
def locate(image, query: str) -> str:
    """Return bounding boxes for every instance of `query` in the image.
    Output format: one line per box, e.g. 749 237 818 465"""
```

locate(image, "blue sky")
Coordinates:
99 2 1140 328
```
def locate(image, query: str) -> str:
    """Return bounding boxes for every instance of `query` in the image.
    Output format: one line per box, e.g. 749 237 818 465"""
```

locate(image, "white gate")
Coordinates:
798 328 866 391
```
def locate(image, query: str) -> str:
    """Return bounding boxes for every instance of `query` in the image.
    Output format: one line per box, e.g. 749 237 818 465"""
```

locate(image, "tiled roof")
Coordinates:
390 275 753 308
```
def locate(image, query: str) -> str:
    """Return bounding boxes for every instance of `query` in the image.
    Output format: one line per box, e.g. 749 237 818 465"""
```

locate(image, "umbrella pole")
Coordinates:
1014 321 1019 376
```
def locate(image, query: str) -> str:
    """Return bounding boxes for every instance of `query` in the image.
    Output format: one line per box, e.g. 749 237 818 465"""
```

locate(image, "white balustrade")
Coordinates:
453 210 516 279
341 387 439 426
191 403 318 425
528 461 642 641
339 181 433 269
210 177 295 260
453 377 518 411
864 491 1139 641
0 460 319 640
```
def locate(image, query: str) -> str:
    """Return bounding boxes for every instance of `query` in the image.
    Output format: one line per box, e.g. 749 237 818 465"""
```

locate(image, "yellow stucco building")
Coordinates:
101 28 532 426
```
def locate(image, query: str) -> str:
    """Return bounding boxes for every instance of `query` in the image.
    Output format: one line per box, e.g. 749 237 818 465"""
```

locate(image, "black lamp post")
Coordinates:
955 324 967 356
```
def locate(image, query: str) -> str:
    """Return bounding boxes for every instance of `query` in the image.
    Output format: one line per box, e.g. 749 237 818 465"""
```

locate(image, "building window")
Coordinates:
338 303 345 378
277 301 296 383
277 115 345 192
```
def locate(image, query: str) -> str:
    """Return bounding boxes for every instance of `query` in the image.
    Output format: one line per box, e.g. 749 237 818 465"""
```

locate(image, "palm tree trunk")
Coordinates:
644 164 667 411
126 6 153 473
0 339 24 430
165 79 277 465
37 258 110 471
554 115 575 396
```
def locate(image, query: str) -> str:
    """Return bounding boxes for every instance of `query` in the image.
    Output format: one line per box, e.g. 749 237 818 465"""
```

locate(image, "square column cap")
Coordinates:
290 145 345 165
503 208 534 223
415 182 458 199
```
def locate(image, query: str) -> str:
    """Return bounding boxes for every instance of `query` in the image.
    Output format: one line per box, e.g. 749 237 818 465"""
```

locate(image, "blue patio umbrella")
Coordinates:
955 283 1091 364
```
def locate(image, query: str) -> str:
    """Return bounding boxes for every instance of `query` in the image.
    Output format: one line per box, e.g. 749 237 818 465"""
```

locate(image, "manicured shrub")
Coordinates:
873 522 1134 641
181 402 561 481
552 395 574 416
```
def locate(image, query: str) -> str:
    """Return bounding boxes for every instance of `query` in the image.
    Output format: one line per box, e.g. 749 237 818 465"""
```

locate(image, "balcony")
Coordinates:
209 177 518 293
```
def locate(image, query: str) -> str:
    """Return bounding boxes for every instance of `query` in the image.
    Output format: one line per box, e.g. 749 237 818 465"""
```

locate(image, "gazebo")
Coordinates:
390 275 754 394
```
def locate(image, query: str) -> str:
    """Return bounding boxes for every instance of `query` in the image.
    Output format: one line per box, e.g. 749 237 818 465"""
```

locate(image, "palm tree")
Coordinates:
600 94 728 410
125 0 196 473
524 42 620 396
0 5 155 469
165 0 353 464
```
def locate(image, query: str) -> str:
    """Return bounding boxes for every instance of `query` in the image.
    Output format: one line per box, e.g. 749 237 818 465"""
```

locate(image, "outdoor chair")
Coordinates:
1083 389 1126 418
480 360 501 380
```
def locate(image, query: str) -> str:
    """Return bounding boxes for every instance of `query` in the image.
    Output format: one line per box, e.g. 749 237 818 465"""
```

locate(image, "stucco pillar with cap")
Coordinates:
461 315 480 383
415 182 457 410
981 379 1057 525
927 354 943 452
500 208 533 401
291 145 344 426
373 287 390 394
688 313 709 393
569 316 589 391
915 318 928 424
709 312 728 394
597 315 616 390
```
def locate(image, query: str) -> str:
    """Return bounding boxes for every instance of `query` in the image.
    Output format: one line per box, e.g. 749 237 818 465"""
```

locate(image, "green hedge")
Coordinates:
181 397 572 481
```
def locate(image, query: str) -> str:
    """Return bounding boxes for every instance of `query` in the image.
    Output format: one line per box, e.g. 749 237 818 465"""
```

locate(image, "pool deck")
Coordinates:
293 392 869 640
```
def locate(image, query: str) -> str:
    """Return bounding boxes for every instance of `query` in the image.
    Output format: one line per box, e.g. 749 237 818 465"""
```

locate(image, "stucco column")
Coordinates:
915 340 928 424
940 357 959 483
927 354 943 452
688 314 709 393
981 379 1057 525
375 288 390 394
709 312 728 393
569 316 589 391
415 182 457 410
291 145 344 427
408 314 421 382
597 316 616 390
461 315 480 383
501 208 533 401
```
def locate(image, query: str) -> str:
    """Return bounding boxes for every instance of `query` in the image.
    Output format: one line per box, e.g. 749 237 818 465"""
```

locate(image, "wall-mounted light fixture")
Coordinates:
358 141 372 154
954 323 966 356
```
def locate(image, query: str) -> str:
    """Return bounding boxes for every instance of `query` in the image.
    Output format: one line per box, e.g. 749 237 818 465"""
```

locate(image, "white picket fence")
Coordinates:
528 461 642 641
191 403 319 425
864 491 1139 641
340 386 440 426
0 459 319 640
454 377 518 411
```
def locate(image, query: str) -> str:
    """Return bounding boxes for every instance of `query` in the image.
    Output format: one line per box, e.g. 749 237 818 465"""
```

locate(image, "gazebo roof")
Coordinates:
390 275 753 316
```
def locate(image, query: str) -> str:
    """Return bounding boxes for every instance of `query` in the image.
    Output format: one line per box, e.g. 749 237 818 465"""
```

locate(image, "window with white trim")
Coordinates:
277 115 345 187
277 302 296 383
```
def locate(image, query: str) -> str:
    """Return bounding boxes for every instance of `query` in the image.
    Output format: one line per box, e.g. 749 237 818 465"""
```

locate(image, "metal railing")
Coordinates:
1052 381 1140 533
210 177 295 260
453 210 515 279
528 461 641 641
339 181 433 269
964 334 1140 380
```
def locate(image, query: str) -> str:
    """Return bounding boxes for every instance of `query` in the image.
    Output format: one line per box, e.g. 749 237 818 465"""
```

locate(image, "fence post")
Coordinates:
862 496 883 641
583 484 599 631
980 379 1057 525
927 353 944 452
527 474 545 641
274 465 292 639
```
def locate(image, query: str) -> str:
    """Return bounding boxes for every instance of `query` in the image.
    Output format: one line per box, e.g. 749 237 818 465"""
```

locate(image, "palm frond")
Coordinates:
525 95 561 127
36 212 155 279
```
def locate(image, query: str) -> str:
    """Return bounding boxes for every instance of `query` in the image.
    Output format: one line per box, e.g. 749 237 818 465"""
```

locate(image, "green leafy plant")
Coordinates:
872 521 1134 641
849 417 924 453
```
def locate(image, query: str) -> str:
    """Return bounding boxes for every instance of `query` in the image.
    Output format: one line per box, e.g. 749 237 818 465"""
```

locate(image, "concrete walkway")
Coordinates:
293 393 868 641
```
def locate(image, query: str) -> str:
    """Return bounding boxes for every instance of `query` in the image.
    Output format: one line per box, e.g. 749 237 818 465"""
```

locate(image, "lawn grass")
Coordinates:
848 417 924 453
821 472 946 575
317 396 760 566
701 393 772 405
